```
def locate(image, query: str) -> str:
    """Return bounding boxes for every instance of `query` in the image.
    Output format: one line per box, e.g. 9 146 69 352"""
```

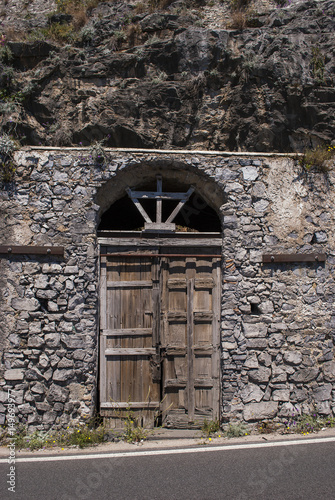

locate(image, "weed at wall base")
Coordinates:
201 419 220 438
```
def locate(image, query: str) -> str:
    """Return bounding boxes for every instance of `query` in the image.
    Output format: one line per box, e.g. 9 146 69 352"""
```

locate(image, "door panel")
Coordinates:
100 245 221 429
100 254 160 427
160 254 221 428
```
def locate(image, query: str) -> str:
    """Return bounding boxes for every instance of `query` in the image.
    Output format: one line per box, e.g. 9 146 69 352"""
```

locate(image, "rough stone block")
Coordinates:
244 353 259 369
249 367 271 383
258 300 274 314
45 333 61 348
18 403 33 414
243 402 278 421
53 369 74 382
253 199 269 212
4 369 24 381
272 389 290 402
271 364 287 383
290 387 308 402
72 349 86 361
43 369 53 381
278 402 300 418
224 182 244 193
241 166 258 181
64 266 79 274
31 382 45 395
243 322 267 338
268 334 285 348
69 383 86 402
42 264 62 274
290 367 319 383
47 384 69 403
48 301 59 312
323 361 335 382
314 231 327 243
28 336 45 348
0 392 8 403
59 321 74 333
36 289 58 300
25 368 43 381
34 276 49 289
246 339 267 349
241 383 264 403
316 401 331 415
57 358 74 368
313 384 332 402
222 341 237 349
283 351 303 365
29 322 42 334
61 335 86 349
11 298 40 311
42 411 57 424
35 402 51 412
258 352 272 367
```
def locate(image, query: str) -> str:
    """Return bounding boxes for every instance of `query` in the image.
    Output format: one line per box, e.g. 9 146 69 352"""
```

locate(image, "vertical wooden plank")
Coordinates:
100 255 107 405
187 277 195 421
156 175 162 224
152 256 160 347
211 257 221 420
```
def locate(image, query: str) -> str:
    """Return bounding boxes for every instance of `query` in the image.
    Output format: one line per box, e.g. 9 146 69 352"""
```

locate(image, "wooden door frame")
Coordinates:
98 230 222 426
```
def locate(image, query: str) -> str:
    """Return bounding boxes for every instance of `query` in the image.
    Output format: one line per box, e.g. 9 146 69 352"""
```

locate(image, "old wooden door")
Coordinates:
99 236 221 428
160 252 221 428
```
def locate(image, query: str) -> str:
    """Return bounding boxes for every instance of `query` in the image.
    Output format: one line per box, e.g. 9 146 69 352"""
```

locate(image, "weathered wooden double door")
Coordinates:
99 238 221 428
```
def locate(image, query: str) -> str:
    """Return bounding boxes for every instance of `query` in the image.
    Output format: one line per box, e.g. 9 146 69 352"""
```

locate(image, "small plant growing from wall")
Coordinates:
88 138 109 166
299 144 335 173
0 133 17 185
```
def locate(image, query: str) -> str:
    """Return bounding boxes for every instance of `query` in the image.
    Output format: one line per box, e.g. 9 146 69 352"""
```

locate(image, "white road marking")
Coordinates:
0 436 335 464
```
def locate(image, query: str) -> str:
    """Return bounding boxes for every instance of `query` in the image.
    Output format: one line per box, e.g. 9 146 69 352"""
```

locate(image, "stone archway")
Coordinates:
95 158 226 227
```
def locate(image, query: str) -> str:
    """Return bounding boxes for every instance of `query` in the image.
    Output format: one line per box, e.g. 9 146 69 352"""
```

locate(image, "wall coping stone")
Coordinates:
18 147 303 157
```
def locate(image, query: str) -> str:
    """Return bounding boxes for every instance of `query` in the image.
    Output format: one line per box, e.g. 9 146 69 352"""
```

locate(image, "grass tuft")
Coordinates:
300 144 335 172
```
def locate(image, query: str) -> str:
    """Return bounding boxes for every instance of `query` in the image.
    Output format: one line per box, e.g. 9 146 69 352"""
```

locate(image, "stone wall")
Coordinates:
0 148 334 430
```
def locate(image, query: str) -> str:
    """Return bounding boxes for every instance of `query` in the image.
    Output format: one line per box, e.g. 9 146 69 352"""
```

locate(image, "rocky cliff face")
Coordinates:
0 0 334 151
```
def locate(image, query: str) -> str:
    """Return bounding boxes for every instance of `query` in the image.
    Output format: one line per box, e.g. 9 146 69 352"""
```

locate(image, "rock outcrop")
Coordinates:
0 0 334 151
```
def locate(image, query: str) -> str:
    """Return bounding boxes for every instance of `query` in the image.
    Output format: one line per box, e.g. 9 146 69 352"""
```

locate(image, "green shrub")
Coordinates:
284 410 335 435
59 424 105 448
225 422 248 438
42 22 76 43
1 420 106 450
123 411 148 443
201 419 220 437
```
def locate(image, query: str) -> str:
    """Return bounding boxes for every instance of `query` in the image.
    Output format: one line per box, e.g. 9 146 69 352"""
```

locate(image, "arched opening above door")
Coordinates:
98 177 221 233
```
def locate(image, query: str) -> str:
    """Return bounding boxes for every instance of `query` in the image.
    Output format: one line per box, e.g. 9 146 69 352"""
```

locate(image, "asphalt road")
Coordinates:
1 438 335 500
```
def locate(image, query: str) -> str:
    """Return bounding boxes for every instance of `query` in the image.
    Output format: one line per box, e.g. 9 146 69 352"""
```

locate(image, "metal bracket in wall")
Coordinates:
0 245 65 256
262 253 326 263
